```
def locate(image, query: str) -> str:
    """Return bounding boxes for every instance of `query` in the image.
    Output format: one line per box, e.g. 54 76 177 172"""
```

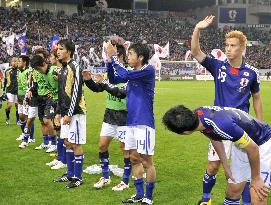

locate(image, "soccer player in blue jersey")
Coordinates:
191 16 263 205
163 105 270 205
83 44 132 191
106 42 156 205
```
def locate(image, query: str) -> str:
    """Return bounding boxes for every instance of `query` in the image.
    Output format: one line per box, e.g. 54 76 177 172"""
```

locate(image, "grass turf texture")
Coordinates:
1 81 270 205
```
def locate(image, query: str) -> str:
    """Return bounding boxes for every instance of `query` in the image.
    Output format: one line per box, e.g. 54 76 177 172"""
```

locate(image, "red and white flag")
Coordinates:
154 42 169 58
3 34 15 56
211 49 227 61
149 53 161 70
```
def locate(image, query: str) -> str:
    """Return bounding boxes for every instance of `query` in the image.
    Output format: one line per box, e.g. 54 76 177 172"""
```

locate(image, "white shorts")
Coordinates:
100 122 127 143
28 106 38 119
60 114 86 145
18 104 29 115
125 125 155 155
7 93 17 103
229 139 271 187
208 140 232 161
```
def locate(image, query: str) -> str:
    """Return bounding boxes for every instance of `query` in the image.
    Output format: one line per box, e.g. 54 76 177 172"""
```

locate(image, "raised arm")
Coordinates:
191 16 214 63
111 56 154 81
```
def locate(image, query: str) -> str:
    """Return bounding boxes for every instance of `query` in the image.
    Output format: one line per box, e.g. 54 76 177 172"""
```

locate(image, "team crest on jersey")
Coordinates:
243 72 250 77
239 78 249 92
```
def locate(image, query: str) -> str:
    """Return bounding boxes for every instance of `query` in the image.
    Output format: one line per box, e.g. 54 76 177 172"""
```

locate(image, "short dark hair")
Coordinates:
116 44 126 63
58 39 75 57
128 43 150 65
31 55 45 69
162 105 199 134
33 48 49 58
19 55 30 67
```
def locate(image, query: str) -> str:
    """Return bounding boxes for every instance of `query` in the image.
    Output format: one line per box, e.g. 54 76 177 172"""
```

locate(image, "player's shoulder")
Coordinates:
244 63 259 75
141 64 155 73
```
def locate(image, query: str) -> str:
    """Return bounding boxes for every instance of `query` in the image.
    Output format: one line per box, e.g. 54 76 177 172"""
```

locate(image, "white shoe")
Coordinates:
46 159 59 166
46 145 57 153
93 177 111 189
16 134 24 141
112 181 129 191
35 143 49 150
18 141 28 149
141 198 153 205
51 161 67 170
28 138 35 143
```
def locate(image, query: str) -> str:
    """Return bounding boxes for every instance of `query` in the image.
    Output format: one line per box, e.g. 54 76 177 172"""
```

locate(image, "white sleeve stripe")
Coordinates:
140 64 149 70
204 118 233 140
69 73 79 115
68 78 79 115
68 64 80 116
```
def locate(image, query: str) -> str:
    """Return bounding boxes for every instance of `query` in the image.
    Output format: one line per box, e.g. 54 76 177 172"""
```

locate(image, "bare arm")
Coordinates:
242 141 269 200
191 16 215 63
252 91 263 121
210 139 234 181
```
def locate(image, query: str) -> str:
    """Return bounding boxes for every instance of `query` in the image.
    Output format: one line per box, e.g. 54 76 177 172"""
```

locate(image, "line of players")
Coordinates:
2 15 270 205
2 39 156 205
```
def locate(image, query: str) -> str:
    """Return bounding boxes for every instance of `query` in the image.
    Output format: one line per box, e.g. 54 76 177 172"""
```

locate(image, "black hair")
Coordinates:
162 105 199 134
58 39 75 57
19 55 30 67
33 48 49 58
128 43 150 65
30 55 45 69
116 44 126 63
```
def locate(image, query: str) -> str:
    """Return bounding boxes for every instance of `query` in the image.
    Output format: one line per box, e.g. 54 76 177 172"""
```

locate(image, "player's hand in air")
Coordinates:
94 73 104 83
106 42 117 60
195 15 215 30
82 70 92 81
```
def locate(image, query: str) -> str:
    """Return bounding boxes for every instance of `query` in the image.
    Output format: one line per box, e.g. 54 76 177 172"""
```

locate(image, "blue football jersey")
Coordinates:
195 106 271 146
107 56 155 129
201 56 260 113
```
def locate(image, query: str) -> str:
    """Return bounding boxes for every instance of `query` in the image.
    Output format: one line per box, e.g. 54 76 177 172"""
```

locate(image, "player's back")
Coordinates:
198 106 271 145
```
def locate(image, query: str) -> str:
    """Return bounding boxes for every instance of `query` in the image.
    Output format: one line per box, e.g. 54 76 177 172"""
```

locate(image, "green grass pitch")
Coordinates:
1 81 270 205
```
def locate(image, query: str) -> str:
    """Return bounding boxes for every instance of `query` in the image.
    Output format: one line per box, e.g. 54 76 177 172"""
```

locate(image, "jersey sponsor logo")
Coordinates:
218 69 227 82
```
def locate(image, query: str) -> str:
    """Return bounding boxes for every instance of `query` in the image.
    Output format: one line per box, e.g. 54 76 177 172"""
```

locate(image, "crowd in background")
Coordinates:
0 7 270 69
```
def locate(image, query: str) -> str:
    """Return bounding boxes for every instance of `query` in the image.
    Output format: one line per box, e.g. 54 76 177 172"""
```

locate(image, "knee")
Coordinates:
207 161 220 175
130 152 141 165
225 185 243 199
98 142 108 153
64 139 72 149
43 119 52 126
142 157 153 169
